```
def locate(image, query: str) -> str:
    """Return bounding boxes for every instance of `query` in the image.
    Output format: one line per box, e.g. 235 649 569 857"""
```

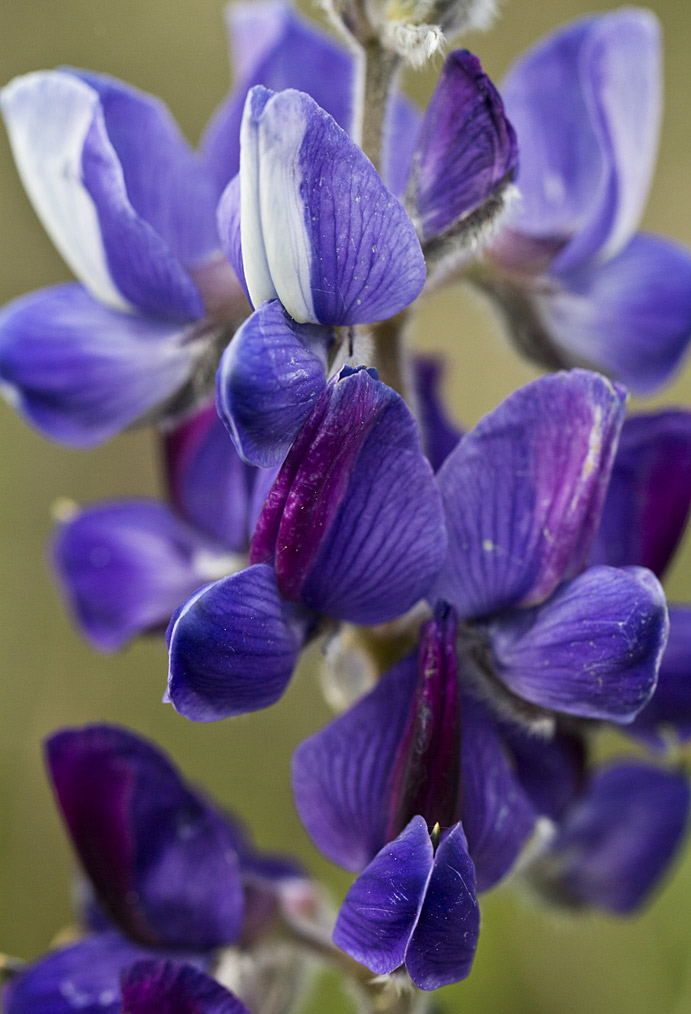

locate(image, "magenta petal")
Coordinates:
52 499 225 651
121 960 250 1014
435 370 626 618
46 725 246 950
252 368 446 625
0 283 197 446
589 410 691 577
406 823 479 990
489 566 668 722
333 815 433 976
167 564 312 720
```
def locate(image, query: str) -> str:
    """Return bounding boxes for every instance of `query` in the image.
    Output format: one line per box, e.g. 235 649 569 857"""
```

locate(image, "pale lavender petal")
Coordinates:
239 87 425 325
406 823 479 990
629 606 691 748
164 401 254 550
411 49 517 242
435 370 626 618
293 653 417 871
252 367 446 625
202 2 353 196
536 234 691 393
590 410 691 577
2 934 156 1014
52 500 225 651
121 960 250 1014
167 564 312 720
70 70 219 268
382 93 420 197
540 763 690 913
216 299 331 467
0 284 197 446
333 815 433 976
489 565 668 722
458 692 536 890
501 10 661 270
47 725 246 949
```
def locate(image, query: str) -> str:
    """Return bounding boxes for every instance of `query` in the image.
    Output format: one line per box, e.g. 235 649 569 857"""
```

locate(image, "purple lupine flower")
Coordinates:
167 366 447 720
2 724 309 1013
52 401 275 651
293 606 533 989
484 9 691 392
0 2 361 448
588 410 691 748
434 370 669 725
0 69 244 446
217 51 516 468
524 762 690 914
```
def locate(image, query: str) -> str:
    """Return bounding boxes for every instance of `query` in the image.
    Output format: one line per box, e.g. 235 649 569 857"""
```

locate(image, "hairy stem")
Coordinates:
358 40 401 173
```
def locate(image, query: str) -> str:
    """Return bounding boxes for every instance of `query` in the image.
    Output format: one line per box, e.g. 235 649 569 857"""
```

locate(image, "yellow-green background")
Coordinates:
1 1 690 1010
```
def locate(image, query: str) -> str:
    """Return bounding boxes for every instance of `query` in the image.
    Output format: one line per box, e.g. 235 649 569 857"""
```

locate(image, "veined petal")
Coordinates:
69 70 219 268
0 284 197 447
167 564 312 720
251 367 447 625
535 763 690 913
333 815 434 976
293 653 418 872
629 606 691 748
202 1 353 196
536 234 691 393
501 722 586 821
121 961 250 1014
590 410 691 577
163 402 254 550
435 370 626 618
458 691 536 890
410 49 517 243
46 725 246 950
489 566 668 722
52 499 232 651
239 87 426 325
216 299 331 467
2 934 158 1014
1 71 204 320
406 823 479 990
501 10 661 270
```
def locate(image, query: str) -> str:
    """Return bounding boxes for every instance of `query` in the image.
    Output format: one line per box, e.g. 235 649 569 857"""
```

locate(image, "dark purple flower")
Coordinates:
434 370 669 724
293 606 532 988
121 960 251 1014
484 10 691 392
167 366 447 720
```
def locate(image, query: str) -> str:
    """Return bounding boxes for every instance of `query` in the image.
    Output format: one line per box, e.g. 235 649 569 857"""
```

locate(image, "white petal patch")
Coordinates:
240 88 315 323
1 71 131 311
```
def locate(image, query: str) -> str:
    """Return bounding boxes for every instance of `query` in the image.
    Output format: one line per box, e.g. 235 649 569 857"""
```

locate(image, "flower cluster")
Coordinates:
2 1 691 1011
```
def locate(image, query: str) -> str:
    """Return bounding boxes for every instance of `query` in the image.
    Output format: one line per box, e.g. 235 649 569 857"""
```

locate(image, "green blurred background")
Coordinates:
0 1 690 1010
